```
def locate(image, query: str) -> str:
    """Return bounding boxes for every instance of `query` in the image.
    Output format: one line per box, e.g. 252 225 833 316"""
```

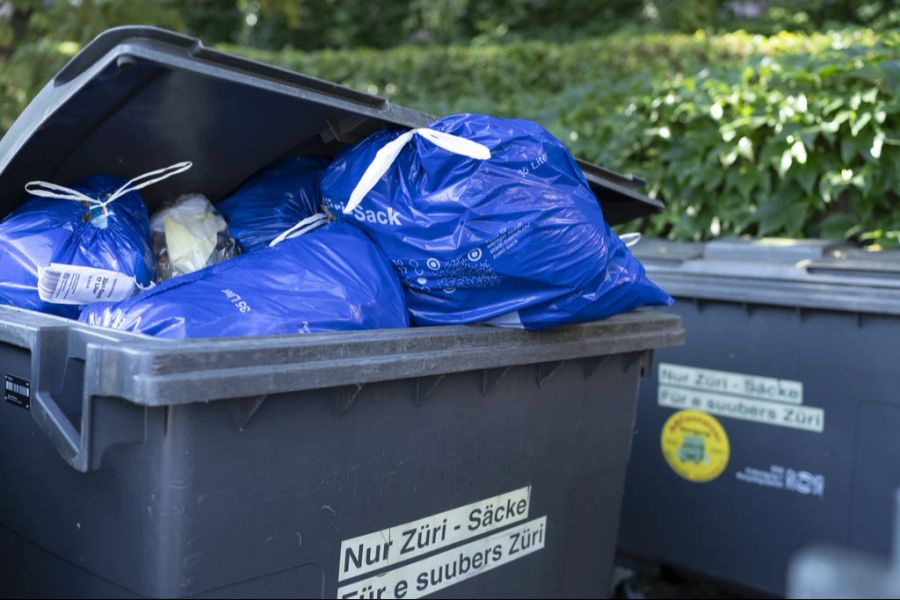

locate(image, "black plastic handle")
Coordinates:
31 328 92 471
0 318 144 473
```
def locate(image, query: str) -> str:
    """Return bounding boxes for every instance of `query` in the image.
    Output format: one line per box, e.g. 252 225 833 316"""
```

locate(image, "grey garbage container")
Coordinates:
619 237 900 596
0 27 682 598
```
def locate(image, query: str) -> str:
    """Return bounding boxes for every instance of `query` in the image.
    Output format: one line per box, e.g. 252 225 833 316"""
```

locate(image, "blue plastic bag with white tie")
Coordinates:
0 162 191 318
319 113 672 330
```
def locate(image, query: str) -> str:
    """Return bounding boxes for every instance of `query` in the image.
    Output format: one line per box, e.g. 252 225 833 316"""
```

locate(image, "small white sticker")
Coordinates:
658 363 823 433
736 465 826 497
658 385 824 432
337 516 546 599
37 263 141 305
659 363 803 404
339 486 531 581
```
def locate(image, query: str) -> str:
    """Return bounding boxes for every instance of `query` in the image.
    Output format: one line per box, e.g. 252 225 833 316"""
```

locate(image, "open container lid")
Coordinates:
0 26 662 224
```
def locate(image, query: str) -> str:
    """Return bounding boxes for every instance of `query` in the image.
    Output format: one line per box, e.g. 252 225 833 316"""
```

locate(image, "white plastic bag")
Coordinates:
150 194 238 281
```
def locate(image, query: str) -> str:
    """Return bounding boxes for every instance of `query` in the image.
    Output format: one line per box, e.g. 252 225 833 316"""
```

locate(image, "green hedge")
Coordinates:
2 29 897 244
557 35 900 244
220 30 880 111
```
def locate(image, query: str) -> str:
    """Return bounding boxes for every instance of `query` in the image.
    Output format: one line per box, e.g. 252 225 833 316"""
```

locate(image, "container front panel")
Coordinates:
1 353 646 598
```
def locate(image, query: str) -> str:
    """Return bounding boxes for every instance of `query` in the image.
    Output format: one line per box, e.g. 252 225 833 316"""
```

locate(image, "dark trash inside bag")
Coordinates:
320 113 672 330
151 193 239 281
79 219 409 338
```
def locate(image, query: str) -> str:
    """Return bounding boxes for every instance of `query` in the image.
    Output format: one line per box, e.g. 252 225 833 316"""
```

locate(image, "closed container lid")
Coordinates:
633 237 900 315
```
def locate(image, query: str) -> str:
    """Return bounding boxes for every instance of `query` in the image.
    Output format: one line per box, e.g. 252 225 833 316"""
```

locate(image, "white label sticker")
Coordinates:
339 486 531 581
658 385 824 432
659 363 803 405
337 516 546 599
736 465 826 497
37 263 141 305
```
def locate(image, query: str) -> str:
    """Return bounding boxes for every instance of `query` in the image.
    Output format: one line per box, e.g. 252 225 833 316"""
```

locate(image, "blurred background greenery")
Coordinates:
1 0 898 245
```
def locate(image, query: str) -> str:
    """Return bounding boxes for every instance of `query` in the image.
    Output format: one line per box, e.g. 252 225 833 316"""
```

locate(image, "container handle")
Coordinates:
24 328 97 472
30 382 145 473
30 387 84 469
17 326 145 473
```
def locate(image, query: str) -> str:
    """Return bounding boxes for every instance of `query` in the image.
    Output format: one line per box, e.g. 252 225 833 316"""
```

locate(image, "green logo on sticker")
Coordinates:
677 433 706 464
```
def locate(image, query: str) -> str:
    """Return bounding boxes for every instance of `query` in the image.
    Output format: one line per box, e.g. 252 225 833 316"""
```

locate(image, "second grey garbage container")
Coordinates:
619 237 900 596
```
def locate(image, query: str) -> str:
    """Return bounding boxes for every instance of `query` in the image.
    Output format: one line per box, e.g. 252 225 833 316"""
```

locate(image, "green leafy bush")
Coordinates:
0 39 72 141
4 0 897 55
558 32 900 244
221 29 880 110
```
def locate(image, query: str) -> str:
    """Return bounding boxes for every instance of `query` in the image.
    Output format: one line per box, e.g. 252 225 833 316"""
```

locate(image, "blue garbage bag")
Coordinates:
79 220 409 339
319 113 672 330
217 156 327 252
0 174 157 319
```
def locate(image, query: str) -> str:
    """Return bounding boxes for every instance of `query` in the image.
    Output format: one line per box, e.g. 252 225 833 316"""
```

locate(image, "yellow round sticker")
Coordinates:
661 409 730 482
